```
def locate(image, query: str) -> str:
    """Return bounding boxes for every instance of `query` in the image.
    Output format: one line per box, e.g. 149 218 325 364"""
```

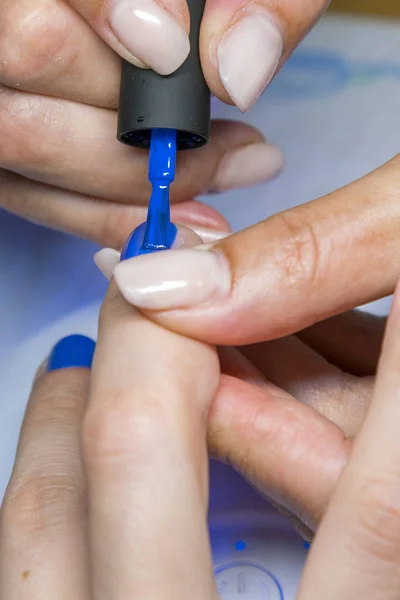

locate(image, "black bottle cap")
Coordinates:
117 0 210 151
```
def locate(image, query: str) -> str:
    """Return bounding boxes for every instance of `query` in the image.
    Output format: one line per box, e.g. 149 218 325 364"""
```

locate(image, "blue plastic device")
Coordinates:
121 129 178 261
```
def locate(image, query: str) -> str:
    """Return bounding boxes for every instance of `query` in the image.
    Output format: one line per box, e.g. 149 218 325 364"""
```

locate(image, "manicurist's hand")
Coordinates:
0 0 291 248
110 154 400 345
0 0 334 246
0 281 220 598
65 0 329 111
103 154 400 541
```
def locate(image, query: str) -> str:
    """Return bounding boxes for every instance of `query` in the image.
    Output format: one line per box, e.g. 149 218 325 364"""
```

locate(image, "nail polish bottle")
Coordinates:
117 0 210 151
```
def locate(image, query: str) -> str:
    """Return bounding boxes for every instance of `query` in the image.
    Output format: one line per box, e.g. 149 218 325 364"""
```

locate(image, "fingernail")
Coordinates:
191 226 230 243
212 143 284 192
94 224 181 280
47 335 96 372
218 12 283 111
108 0 190 75
121 222 178 260
94 248 121 280
113 248 231 311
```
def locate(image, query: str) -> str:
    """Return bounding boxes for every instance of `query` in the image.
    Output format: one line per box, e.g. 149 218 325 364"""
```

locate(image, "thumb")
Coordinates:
112 155 400 345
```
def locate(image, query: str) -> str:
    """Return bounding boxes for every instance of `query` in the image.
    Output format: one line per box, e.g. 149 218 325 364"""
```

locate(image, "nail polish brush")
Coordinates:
117 0 210 260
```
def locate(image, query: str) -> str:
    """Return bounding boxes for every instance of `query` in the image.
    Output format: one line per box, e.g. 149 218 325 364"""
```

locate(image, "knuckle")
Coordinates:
271 210 321 289
0 4 75 88
2 474 85 535
354 475 400 563
83 392 169 467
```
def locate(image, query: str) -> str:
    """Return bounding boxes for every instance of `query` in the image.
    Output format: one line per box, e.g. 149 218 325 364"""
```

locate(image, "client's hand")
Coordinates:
0 281 220 598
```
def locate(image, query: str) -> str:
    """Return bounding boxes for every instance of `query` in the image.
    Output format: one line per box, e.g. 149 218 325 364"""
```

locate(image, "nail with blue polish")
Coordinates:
121 222 178 261
47 335 96 372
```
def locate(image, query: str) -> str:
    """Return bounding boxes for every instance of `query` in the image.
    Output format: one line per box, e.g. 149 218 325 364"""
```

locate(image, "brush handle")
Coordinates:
117 0 210 151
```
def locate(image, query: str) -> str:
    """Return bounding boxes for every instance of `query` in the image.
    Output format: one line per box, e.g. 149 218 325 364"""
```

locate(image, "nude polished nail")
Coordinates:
113 248 231 310
109 0 190 75
218 12 283 112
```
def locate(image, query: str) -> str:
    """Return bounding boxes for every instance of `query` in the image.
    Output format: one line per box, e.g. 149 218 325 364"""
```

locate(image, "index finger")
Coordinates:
82 282 219 598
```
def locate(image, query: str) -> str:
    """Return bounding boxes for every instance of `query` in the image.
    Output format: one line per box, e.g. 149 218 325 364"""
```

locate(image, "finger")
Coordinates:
208 374 350 530
0 335 95 600
297 284 400 599
298 310 386 375
241 336 373 437
201 0 329 111
0 169 229 247
94 225 214 279
82 285 219 598
113 154 400 345
68 0 190 75
0 0 120 107
218 346 269 388
0 87 282 201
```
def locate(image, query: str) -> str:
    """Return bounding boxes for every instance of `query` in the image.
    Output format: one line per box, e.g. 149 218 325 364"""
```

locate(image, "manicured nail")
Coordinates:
212 143 284 192
94 248 121 280
113 248 231 311
218 12 283 111
108 0 190 75
47 335 96 372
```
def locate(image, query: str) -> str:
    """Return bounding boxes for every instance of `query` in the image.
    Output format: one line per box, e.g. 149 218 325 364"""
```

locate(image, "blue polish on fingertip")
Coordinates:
47 335 96 372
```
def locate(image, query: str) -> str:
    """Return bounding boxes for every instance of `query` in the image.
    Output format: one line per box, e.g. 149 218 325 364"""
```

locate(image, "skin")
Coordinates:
2 268 400 598
0 282 220 599
125 154 400 344
0 0 330 246
67 0 329 104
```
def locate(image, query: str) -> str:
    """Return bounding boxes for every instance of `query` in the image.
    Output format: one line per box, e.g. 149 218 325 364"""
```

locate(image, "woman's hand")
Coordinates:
0 281 220 598
0 0 290 248
63 0 329 111
297 284 400 598
110 153 400 343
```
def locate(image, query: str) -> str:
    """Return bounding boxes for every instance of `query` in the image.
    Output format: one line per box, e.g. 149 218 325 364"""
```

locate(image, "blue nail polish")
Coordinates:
47 335 96 372
121 129 178 262
121 222 178 261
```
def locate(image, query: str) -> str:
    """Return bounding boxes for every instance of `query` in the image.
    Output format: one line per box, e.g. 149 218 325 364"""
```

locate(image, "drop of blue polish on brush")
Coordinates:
121 129 178 261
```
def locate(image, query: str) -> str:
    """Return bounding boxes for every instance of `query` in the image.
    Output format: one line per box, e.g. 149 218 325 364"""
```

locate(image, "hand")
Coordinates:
110 154 400 343
63 0 329 112
0 0 288 248
0 282 220 598
98 226 385 540
208 309 384 540
296 284 400 598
